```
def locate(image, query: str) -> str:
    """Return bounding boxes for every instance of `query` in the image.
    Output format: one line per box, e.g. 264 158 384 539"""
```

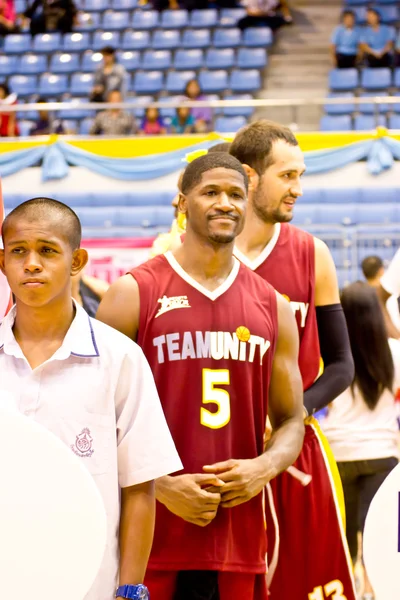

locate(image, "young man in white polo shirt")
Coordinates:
0 197 183 600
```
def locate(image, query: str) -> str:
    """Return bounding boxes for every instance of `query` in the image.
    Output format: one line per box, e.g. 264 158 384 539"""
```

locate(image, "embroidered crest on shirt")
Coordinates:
155 295 191 318
71 428 94 458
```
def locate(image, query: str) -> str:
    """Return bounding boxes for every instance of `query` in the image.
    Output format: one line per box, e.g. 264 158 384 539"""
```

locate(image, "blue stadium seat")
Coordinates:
358 93 390 114
356 203 396 224
63 32 90 52
93 31 121 51
17 53 46 74
81 51 104 72
39 74 68 96
378 6 399 24
122 30 149 50
84 0 108 11
70 72 95 95
158 96 179 119
393 69 400 88
9 75 37 96
352 6 366 24
76 12 101 31
360 187 398 204
129 96 154 118
329 68 358 91
152 30 180 50
160 9 188 29
354 115 387 130
243 28 273 47
174 49 204 70
291 205 320 226
205 49 235 70
111 0 138 9
230 69 261 93
199 70 228 93
324 93 355 115
213 28 241 48
75 207 117 228
301 189 324 204
165 70 195 93
18 120 35 137
223 94 254 117
361 68 392 90
14 0 26 13
63 119 79 133
182 29 210 49
320 204 357 226
117 207 174 228
320 115 352 131
142 50 172 71
50 53 80 74
32 33 61 52
189 9 218 28
4 34 31 54
116 50 141 70
214 116 247 133
58 98 95 120
81 226 168 238
219 8 247 27
132 71 164 94
392 92 400 112
0 55 17 76
17 99 39 121
323 188 361 204
131 10 159 29
388 115 400 129
237 48 268 69
80 117 94 135
101 11 129 30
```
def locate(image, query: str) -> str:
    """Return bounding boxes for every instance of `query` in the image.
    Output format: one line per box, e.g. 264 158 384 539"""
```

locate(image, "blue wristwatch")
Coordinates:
115 584 149 599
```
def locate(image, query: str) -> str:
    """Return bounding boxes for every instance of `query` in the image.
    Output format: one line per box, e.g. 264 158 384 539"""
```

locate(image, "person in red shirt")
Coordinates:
97 152 305 600
230 120 356 600
0 84 18 137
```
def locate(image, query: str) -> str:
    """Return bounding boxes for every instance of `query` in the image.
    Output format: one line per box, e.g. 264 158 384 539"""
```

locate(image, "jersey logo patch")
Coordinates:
156 295 191 318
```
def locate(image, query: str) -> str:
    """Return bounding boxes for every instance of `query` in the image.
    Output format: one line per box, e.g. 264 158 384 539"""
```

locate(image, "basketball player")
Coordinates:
229 121 357 600
0 198 182 600
97 153 305 600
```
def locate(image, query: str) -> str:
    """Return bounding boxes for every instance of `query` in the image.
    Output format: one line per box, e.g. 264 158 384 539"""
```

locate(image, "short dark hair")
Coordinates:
0 83 11 97
366 7 380 21
181 153 248 195
361 255 384 280
342 9 355 20
2 197 82 250
208 142 231 154
230 119 299 176
101 46 116 55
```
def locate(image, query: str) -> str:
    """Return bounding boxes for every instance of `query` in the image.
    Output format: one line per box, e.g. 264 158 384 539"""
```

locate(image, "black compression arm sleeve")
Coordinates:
304 303 354 415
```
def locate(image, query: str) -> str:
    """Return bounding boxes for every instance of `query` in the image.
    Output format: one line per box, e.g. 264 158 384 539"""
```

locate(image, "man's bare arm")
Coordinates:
96 274 140 341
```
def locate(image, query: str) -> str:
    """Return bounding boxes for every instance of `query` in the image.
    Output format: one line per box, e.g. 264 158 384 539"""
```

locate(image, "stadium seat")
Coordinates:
58 98 95 120
219 8 247 27
360 187 398 204
361 68 392 90
32 33 61 52
174 49 204 70
17 100 39 121
132 71 164 94
9 75 37 96
0 55 17 76
205 49 235 70
101 11 129 30
84 0 108 11
63 119 79 133
393 69 400 88
79 117 95 135
4 34 31 54
129 95 154 118
323 188 362 204
14 0 26 13
199 70 228 94
142 50 172 71
158 96 180 119
237 48 268 69
131 10 159 30
160 9 189 29
116 50 141 71
152 30 180 50
17 54 46 74
243 28 273 47
63 32 90 52
320 115 352 131
75 12 101 31
165 70 195 93
301 189 324 204
182 29 210 49
324 93 355 115
70 72 95 95
18 120 35 137
388 115 400 129
230 69 261 93
214 116 247 133
38 74 68 96
122 30 149 50
354 115 387 130
352 6 367 24
223 94 254 117
111 0 138 9
50 53 80 74
356 203 396 224
320 204 357 226
329 68 359 91
189 9 218 28
358 93 390 114
75 207 118 228
81 51 104 72
93 31 121 51
379 6 399 24
213 28 241 48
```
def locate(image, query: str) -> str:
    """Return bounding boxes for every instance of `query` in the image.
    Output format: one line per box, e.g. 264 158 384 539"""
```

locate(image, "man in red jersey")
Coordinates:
229 121 357 600
97 153 305 600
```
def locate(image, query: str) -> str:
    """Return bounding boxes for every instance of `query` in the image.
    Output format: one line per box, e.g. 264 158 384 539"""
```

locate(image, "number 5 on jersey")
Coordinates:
201 369 231 429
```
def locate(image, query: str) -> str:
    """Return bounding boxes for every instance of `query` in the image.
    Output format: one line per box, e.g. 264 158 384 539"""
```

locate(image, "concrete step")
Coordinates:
267 63 331 75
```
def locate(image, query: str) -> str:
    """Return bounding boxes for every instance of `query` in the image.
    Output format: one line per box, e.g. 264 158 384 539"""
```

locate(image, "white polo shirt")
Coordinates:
0 302 182 600
381 248 400 298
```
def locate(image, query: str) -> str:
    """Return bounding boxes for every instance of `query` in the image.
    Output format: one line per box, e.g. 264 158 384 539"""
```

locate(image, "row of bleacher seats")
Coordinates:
320 114 399 130
339 5 400 24
330 67 400 91
345 0 399 5
325 92 400 114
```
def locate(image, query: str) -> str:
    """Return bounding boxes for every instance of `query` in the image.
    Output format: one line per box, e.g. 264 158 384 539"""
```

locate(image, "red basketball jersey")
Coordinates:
235 223 320 391
130 252 278 573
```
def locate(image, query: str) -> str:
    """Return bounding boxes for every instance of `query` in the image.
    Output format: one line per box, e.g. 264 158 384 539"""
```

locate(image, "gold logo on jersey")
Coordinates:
155 295 191 318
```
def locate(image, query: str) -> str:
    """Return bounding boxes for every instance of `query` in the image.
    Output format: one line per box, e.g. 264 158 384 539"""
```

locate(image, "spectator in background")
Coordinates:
331 10 361 69
140 107 166 135
182 79 212 133
0 83 18 137
0 0 17 36
170 106 196 134
90 46 127 103
30 98 65 135
90 90 136 136
22 0 77 36
322 281 400 600
72 272 109 318
363 254 400 340
238 0 292 32
360 7 394 68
